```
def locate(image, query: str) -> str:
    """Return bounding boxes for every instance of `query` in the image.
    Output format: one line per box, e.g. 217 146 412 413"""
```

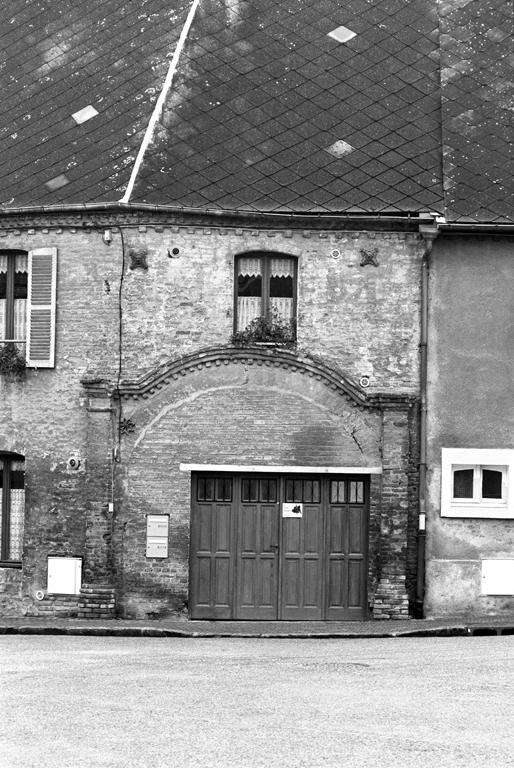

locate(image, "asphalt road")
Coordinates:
2 636 514 768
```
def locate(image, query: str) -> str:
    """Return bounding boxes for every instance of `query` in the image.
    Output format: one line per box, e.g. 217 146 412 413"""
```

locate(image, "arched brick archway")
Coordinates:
82 346 417 619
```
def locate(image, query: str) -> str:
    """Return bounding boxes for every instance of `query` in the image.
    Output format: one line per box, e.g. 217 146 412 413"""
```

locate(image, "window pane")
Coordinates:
9 488 24 560
302 480 320 503
330 481 345 503
453 469 474 498
242 478 258 503
285 479 294 502
197 477 215 501
349 481 364 503
204 478 214 501
14 255 28 299
237 257 262 297
260 479 276 503
215 478 232 502
270 257 294 280
482 469 503 500
0 457 25 561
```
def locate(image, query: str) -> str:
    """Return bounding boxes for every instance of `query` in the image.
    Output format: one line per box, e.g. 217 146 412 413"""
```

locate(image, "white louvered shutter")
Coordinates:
26 248 57 368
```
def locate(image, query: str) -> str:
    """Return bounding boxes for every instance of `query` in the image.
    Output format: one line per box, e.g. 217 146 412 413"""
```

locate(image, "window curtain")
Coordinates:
270 257 294 277
270 257 294 321
269 297 293 321
237 297 261 331
14 254 27 342
238 257 261 277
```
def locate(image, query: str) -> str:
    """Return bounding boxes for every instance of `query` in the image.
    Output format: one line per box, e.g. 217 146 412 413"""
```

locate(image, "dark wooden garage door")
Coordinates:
190 474 368 620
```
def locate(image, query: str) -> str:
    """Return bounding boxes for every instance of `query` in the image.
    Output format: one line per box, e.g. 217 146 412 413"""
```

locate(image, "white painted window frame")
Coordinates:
441 448 514 519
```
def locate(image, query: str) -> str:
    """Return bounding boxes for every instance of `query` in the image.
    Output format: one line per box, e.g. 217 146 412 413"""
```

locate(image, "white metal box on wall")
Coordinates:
481 560 514 595
47 557 82 594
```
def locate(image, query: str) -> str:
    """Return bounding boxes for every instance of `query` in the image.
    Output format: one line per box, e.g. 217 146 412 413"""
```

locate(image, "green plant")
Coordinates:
231 308 296 348
0 342 26 382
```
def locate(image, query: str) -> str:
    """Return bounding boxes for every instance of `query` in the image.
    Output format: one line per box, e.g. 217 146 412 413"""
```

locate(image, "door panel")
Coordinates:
325 491 367 620
190 501 233 618
236 501 279 619
281 501 323 619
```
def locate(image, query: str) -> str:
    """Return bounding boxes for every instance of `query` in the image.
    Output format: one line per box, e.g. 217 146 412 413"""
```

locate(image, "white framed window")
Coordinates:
441 448 514 518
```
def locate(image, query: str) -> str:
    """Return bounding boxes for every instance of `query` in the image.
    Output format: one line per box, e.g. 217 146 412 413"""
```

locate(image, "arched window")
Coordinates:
235 253 297 340
0 453 25 563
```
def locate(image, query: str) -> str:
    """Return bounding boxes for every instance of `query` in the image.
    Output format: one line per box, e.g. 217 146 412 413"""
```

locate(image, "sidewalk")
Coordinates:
2 615 514 638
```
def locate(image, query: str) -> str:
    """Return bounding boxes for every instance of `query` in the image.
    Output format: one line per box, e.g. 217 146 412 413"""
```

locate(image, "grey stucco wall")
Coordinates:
425 235 514 617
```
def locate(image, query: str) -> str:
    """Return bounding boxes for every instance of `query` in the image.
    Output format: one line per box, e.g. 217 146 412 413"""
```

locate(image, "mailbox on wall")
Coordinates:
146 515 169 558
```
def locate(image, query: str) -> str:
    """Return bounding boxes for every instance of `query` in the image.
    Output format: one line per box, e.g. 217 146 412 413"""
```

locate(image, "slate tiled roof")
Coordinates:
0 0 189 206
439 0 513 222
0 0 512 221
131 0 444 214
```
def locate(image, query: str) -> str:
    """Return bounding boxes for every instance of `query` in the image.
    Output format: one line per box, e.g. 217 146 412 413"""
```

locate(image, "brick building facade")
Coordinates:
0 213 425 619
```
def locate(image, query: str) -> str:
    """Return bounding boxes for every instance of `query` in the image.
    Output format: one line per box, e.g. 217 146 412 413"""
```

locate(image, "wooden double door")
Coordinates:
190 474 368 620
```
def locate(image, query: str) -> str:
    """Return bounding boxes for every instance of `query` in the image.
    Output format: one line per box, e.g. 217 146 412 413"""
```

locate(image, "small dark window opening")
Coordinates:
482 469 503 499
197 477 232 502
453 469 474 498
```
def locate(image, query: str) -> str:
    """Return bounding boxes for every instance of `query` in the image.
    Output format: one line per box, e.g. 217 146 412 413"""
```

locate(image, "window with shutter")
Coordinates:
26 248 57 368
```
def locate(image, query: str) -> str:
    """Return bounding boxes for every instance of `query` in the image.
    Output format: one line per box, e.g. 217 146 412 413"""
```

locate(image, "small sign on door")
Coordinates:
282 503 303 518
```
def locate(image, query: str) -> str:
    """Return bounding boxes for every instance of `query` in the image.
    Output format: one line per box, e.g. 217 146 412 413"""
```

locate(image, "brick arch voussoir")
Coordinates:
114 345 374 409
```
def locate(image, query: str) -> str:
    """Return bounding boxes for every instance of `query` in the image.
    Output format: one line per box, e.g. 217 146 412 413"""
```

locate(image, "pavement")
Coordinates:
2 614 514 638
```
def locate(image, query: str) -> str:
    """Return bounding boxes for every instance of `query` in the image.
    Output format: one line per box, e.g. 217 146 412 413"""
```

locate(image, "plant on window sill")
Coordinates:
0 342 26 382
231 311 296 349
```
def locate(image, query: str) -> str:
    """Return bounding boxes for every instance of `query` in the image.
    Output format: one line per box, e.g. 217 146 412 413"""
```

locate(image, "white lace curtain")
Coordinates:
270 257 294 278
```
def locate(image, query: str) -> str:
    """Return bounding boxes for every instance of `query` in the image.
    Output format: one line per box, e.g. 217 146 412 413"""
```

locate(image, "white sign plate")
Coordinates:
146 537 169 558
282 503 303 518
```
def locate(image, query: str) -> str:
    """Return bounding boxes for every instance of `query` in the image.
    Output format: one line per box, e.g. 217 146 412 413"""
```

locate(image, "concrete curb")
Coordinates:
1 623 514 638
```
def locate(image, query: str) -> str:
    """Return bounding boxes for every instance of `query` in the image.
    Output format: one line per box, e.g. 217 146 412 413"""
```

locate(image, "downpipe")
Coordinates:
415 223 439 617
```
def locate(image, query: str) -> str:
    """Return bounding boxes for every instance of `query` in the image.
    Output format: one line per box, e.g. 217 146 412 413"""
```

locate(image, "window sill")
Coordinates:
441 505 513 519
0 560 22 569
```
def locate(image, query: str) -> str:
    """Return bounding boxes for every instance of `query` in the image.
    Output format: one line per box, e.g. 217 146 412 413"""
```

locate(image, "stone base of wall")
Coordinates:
26 594 80 618
77 585 116 619
372 569 410 619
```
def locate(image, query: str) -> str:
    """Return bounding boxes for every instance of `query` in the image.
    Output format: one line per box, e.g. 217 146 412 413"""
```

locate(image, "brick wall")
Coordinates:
120 227 422 392
0 221 422 618
0 228 120 613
